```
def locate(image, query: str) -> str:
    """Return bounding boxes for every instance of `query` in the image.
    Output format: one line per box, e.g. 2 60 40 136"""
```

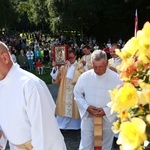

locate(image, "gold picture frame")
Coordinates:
52 45 68 66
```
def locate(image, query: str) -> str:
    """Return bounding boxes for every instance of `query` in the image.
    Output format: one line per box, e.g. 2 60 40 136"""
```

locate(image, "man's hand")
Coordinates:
52 61 57 67
96 108 106 117
87 106 98 116
65 60 71 66
87 106 105 117
82 60 86 66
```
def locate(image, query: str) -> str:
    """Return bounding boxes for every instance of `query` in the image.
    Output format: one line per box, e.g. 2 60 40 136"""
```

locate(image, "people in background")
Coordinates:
34 45 42 61
35 58 43 75
108 43 122 73
103 44 111 60
72 45 93 84
43 47 50 63
9 49 17 63
93 43 99 51
26 48 34 70
18 49 28 70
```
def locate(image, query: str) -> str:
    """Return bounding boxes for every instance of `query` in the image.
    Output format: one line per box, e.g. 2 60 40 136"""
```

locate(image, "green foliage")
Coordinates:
1 0 150 41
0 0 19 30
26 0 49 26
129 104 150 118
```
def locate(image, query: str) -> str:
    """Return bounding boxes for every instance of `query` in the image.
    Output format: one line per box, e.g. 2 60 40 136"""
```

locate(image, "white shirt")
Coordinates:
84 55 90 71
26 50 34 60
74 68 122 129
66 61 77 79
109 57 122 68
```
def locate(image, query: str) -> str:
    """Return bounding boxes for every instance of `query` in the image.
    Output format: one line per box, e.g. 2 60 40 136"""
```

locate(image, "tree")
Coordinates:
1 0 150 41
0 0 19 33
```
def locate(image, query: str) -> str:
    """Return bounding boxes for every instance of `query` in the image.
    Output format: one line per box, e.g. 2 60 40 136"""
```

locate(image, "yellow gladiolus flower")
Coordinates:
137 91 150 105
117 58 134 74
137 31 150 47
138 54 150 64
136 22 150 62
142 22 150 34
137 22 150 47
112 120 120 134
118 37 139 59
109 83 138 113
110 22 150 149
139 81 150 89
118 111 131 122
117 118 147 150
137 81 150 104
119 145 143 150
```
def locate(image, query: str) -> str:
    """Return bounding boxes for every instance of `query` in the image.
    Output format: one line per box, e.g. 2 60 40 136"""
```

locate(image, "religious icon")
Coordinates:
52 45 68 66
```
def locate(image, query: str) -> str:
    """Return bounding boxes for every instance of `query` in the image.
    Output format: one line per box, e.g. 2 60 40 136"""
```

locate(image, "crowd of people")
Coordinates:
0 30 125 150
0 31 126 68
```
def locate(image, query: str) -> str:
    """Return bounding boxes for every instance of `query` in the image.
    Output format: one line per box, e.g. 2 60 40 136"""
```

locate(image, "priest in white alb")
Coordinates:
0 41 66 150
74 50 122 150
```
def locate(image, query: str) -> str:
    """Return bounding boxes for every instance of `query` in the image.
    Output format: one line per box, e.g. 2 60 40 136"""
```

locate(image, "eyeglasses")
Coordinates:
68 56 76 60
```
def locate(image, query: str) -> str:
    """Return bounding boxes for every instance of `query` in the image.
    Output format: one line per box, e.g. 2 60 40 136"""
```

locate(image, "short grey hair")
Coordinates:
91 50 107 61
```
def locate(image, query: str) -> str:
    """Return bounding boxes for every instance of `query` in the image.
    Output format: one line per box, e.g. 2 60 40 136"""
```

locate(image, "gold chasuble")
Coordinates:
72 54 93 84
94 117 102 150
55 65 80 119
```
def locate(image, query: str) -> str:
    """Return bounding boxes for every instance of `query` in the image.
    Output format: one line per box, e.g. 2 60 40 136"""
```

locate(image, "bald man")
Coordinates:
0 42 66 150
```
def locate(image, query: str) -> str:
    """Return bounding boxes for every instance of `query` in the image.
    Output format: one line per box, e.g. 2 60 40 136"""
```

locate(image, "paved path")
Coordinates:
48 84 80 150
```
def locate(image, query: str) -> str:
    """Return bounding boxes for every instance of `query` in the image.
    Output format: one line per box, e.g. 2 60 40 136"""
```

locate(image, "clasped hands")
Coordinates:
87 106 105 117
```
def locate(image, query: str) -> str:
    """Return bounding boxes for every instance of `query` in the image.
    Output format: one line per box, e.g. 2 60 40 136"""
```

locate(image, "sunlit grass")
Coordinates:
29 69 52 84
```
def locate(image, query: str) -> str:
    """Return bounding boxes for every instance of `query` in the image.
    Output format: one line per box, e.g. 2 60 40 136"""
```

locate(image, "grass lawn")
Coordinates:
29 69 52 84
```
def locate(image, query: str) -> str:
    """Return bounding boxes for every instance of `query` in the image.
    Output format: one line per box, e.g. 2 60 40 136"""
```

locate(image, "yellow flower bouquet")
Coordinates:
109 22 150 150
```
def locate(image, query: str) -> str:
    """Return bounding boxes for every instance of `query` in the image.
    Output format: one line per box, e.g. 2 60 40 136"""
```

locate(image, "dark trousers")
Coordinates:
112 137 119 149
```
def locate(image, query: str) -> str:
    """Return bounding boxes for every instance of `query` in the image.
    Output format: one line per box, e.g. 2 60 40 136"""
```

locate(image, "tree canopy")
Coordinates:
1 0 150 41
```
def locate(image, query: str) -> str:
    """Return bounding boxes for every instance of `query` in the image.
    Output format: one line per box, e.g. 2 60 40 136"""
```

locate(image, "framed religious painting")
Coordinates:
52 45 68 66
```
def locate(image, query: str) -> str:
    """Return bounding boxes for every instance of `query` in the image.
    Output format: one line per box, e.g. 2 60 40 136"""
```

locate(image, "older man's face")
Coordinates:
92 59 108 76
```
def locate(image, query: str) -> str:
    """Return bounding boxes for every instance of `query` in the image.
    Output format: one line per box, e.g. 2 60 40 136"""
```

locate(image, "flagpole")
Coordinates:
134 9 138 37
